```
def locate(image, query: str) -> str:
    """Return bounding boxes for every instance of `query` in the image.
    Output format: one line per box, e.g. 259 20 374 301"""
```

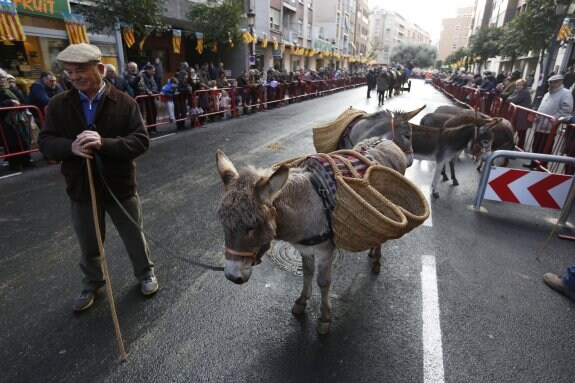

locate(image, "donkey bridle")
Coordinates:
225 242 270 266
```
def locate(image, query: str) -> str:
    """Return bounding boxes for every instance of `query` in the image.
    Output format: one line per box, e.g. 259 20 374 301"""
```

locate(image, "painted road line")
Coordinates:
0 172 22 180
422 255 445 383
150 133 176 141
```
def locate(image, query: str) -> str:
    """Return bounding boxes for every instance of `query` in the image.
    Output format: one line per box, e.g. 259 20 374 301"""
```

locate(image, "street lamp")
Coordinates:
331 39 336 72
535 0 571 105
247 9 256 69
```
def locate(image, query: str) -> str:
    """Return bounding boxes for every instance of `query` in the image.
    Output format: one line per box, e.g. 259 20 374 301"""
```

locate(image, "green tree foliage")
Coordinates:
75 0 167 35
186 0 245 46
390 44 437 67
444 47 468 67
519 0 558 54
499 17 528 67
468 26 501 68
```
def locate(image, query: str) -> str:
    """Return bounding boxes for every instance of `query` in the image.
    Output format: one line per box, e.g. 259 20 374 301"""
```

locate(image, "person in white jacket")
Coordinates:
524 74 573 169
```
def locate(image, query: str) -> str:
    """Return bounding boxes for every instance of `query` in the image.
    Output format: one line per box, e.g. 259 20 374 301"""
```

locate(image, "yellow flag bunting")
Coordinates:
139 25 154 51
122 25 135 48
557 18 571 41
62 13 89 44
228 32 234 48
172 29 181 54
0 0 25 41
195 32 203 54
241 29 253 44
261 33 267 48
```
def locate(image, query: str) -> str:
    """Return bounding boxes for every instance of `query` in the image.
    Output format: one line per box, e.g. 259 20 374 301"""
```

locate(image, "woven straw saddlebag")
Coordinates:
312 108 367 153
327 152 430 252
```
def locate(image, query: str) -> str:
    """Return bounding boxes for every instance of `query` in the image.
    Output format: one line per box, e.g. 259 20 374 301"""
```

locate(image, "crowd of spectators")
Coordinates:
1 58 367 170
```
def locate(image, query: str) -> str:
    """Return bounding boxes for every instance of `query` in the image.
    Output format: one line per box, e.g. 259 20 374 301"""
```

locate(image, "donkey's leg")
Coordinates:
368 245 383 274
315 247 335 335
431 158 449 198
449 157 459 186
292 252 314 316
441 165 449 181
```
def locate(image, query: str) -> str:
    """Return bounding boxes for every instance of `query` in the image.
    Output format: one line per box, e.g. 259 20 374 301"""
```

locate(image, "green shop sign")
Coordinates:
12 0 70 19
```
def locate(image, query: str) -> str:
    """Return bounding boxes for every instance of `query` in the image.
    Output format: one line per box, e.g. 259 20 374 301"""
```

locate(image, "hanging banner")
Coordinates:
557 18 571 41
12 0 69 19
195 32 203 54
139 25 154 51
261 32 267 48
62 13 89 44
241 28 253 44
272 36 278 50
122 25 135 48
172 28 181 54
228 32 234 48
0 0 25 41
211 41 217 53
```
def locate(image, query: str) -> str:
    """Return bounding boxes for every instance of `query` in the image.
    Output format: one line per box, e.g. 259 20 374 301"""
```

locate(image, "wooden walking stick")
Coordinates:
86 157 128 363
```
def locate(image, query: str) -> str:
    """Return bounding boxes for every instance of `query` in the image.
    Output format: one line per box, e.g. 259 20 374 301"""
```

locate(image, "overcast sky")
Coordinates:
368 0 474 43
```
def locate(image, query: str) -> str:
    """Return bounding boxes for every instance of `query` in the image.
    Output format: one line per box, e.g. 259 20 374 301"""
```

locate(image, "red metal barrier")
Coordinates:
0 104 44 162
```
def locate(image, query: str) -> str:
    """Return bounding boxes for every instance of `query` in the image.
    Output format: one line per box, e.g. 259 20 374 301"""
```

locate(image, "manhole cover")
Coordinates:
266 240 346 275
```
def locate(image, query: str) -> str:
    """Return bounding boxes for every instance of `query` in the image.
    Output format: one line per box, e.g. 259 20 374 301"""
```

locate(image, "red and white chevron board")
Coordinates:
484 167 574 209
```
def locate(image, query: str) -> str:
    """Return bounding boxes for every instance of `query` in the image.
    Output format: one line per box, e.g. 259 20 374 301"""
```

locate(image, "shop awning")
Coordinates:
0 0 26 41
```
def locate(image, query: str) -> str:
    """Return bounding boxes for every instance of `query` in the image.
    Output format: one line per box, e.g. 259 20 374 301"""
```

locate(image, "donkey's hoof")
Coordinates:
291 302 306 316
316 321 331 335
432 191 440 199
442 175 449 182
452 179 459 186
371 262 381 274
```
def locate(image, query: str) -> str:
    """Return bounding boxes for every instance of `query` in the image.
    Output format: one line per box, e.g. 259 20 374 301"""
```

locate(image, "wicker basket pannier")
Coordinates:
364 166 430 232
332 174 408 252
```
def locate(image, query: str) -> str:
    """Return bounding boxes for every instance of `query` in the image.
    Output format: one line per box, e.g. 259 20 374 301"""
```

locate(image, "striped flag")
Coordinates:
172 29 181 54
557 18 571 41
261 32 267 48
241 29 253 44
139 25 154 51
62 13 89 44
211 41 217 53
0 0 25 41
228 32 234 48
273 36 278 50
195 32 203 54
123 25 135 48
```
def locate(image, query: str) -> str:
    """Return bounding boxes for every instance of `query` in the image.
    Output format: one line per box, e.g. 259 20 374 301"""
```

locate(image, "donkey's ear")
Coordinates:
403 105 427 120
257 164 290 203
216 149 239 187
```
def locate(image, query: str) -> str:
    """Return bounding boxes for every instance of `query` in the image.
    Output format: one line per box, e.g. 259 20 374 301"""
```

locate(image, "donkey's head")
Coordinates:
354 105 426 166
470 118 500 162
216 150 289 284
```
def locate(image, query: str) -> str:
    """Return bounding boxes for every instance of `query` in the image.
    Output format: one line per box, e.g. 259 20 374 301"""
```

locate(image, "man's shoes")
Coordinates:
141 275 159 296
543 273 575 302
73 288 101 312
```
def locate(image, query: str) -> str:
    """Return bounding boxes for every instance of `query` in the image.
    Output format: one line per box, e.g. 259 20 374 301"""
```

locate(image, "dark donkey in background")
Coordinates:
411 117 501 198
419 105 514 186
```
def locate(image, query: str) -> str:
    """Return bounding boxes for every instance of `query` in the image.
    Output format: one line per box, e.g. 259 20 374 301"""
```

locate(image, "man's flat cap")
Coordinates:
548 74 564 82
57 43 101 63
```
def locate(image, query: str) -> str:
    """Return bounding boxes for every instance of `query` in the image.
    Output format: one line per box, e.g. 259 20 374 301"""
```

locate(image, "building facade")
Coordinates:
368 7 432 65
438 7 474 61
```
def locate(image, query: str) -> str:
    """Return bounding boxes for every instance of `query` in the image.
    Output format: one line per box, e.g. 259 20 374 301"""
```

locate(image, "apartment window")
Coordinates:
455 25 460 30
452 44 457 50
307 23 312 38
298 19 303 36
463 24 469 30
270 8 280 31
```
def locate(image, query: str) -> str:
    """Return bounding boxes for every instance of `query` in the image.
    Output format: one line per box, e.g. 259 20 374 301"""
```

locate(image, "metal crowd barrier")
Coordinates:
0 104 44 161
435 80 575 175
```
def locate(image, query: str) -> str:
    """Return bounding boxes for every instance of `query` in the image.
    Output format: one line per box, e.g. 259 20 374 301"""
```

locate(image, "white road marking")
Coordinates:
150 133 176 141
0 172 22 180
421 255 445 383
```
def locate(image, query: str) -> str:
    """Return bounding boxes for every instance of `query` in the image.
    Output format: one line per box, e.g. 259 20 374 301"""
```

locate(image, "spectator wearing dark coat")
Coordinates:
104 64 128 93
366 69 376 99
28 71 64 113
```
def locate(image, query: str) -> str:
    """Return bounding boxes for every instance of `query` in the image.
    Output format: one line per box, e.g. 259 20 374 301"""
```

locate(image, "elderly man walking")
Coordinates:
38 43 158 312
524 74 573 169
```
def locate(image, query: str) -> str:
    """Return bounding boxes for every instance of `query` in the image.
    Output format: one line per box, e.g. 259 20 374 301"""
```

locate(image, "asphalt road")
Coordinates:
1 79 574 383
